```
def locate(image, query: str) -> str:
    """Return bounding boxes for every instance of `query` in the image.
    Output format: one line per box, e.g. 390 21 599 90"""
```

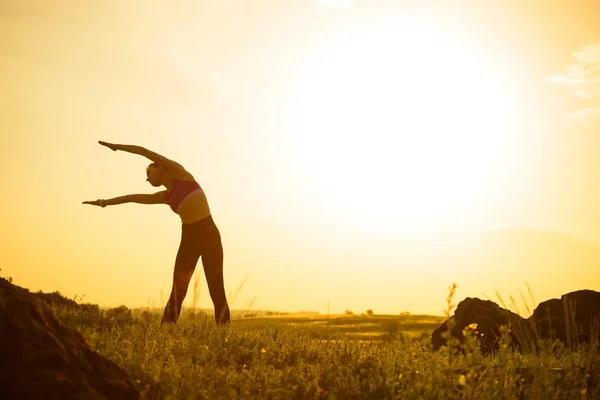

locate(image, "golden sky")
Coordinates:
2 0 600 315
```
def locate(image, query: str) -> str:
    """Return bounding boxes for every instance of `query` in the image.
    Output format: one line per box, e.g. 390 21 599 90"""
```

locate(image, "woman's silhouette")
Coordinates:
83 141 230 325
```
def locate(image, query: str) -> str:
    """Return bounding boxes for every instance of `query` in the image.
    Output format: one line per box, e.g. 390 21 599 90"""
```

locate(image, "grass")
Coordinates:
45 284 600 400
230 313 444 341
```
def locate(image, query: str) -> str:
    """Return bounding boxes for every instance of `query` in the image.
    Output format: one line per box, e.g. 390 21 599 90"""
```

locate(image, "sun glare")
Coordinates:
285 18 517 236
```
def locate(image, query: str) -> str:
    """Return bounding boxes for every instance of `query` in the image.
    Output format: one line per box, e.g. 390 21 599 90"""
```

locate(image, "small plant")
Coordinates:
105 305 133 325
381 320 400 342
441 283 459 374
191 274 200 314
0 269 14 284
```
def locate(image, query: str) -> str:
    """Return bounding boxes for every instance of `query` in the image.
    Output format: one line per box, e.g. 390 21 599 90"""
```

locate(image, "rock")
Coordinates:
431 297 533 355
530 290 600 348
0 277 140 400
432 290 600 355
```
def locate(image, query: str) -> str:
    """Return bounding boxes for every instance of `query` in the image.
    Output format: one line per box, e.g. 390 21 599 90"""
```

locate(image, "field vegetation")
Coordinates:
44 284 599 399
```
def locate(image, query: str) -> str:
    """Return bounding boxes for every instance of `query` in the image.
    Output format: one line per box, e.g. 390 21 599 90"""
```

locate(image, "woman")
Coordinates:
83 141 230 325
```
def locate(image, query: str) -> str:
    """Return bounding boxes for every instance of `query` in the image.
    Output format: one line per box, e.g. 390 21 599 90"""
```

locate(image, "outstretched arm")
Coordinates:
98 141 186 173
83 191 167 207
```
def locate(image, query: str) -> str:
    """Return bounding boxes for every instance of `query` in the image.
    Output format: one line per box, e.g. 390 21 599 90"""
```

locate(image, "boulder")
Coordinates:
431 297 533 355
0 277 139 400
432 290 600 355
530 290 600 348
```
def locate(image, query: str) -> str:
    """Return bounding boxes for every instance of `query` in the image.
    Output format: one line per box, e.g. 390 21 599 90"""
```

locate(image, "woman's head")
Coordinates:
146 162 168 187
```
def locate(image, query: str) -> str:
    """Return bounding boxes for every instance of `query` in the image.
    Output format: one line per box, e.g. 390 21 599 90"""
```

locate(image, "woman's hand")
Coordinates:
98 141 119 151
82 199 106 208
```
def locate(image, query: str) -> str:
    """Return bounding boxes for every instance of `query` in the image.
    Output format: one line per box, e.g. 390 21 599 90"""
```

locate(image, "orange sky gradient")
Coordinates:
2 0 600 316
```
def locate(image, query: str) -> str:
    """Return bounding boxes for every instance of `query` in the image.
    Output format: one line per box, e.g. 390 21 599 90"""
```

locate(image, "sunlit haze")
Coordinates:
2 0 600 316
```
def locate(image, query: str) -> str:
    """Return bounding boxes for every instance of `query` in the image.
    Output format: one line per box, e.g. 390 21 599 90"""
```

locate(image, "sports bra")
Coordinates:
165 179 203 213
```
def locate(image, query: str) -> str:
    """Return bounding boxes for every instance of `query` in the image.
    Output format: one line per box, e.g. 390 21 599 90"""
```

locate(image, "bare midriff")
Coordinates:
176 189 212 224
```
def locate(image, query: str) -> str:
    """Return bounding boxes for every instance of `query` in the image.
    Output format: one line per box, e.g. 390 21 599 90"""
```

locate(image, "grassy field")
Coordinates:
49 301 599 400
230 313 444 342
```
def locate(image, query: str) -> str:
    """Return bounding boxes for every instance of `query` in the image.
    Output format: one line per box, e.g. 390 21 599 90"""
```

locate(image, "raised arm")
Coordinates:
83 191 167 207
98 141 186 173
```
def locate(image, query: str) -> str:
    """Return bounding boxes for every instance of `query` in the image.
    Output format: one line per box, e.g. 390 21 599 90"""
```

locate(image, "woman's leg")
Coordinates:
161 229 201 324
201 222 230 325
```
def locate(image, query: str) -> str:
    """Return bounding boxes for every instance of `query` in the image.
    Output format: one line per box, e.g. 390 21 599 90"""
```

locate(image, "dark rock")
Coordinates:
432 290 600 355
431 297 534 355
0 277 139 400
530 290 600 348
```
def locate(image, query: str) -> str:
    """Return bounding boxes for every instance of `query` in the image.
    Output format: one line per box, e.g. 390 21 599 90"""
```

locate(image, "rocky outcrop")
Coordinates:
431 297 532 355
530 290 600 348
432 290 600 355
0 277 139 400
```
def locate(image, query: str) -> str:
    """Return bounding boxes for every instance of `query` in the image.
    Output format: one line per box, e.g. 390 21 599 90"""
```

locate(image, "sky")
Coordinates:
2 0 600 316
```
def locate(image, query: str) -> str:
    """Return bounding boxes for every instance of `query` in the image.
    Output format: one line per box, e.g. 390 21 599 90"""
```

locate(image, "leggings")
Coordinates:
161 215 230 325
